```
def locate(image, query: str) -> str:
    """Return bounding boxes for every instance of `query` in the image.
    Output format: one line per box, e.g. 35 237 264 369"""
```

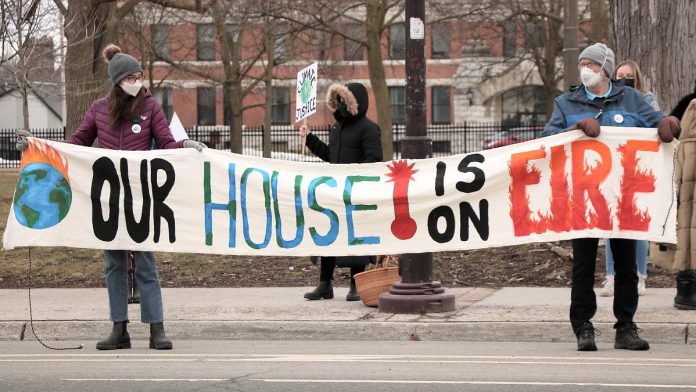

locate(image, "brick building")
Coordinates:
132 10 572 129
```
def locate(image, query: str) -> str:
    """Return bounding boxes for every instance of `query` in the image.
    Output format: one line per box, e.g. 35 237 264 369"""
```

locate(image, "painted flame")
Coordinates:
19 139 70 182
385 160 418 183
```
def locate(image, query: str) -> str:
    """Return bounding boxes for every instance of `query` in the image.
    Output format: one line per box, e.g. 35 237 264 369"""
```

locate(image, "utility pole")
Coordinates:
378 0 455 314
563 0 579 90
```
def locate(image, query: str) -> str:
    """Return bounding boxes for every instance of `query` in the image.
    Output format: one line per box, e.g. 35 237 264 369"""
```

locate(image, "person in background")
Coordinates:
298 82 382 302
668 91 696 310
601 60 659 298
541 43 680 352
16 44 207 350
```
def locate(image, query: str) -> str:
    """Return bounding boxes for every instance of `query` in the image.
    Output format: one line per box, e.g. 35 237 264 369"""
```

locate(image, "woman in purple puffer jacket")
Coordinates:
17 44 206 351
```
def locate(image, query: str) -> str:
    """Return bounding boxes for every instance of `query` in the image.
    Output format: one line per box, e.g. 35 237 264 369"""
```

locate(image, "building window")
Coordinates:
197 24 216 61
152 87 173 122
432 86 451 124
316 31 326 60
525 22 545 49
272 87 290 125
274 24 288 61
344 24 363 61
501 86 548 124
151 25 169 60
431 23 450 59
197 87 216 125
227 24 240 43
389 23 405 60
389 86 405 124
503 22 516 57
461 37 491 57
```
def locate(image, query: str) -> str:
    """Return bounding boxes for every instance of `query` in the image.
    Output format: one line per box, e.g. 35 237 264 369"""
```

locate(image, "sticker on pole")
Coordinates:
295 62 318 123
410 17 424 39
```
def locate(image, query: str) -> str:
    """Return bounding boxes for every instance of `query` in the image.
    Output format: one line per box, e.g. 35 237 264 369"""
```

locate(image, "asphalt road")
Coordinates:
1 340 695 391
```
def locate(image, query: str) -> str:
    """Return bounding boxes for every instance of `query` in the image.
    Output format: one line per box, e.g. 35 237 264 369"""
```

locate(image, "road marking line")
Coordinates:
63 379 228 382
3 358 696 367
204 359 696 367
252 379 696 388
2 354 695 362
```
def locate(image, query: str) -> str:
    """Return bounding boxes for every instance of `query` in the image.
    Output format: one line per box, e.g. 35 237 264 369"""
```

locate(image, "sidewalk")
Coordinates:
0 287 692 344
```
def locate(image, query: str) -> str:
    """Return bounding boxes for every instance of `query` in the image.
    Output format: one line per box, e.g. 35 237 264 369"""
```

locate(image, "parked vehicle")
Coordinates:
482 126 544 150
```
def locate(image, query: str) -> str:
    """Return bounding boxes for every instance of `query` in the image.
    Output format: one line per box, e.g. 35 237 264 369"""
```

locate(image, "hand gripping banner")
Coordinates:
3 127 678 256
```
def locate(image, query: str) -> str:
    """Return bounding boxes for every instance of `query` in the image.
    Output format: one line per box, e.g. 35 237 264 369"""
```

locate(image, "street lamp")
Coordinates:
378 0 455 314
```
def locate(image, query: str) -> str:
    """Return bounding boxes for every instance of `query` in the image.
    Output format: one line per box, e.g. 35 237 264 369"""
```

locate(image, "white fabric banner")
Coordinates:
3 127 678 256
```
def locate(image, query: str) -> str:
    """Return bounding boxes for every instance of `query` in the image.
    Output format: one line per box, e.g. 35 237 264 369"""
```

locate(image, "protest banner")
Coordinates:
3 128 677 256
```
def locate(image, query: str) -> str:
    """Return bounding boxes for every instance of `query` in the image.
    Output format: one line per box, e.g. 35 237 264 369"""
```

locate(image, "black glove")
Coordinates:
657 116 681 143
572 118 601 138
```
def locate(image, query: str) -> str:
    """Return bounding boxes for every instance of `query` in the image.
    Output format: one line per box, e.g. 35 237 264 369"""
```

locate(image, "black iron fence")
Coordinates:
0 122 546 168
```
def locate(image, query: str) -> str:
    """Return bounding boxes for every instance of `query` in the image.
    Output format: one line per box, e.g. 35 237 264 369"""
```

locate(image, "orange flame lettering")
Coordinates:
509 147 546 236
545 145 573 232
616 140 659 231
571 140 612 230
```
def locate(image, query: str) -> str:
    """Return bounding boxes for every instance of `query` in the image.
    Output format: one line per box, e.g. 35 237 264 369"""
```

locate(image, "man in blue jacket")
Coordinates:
541 43 681 352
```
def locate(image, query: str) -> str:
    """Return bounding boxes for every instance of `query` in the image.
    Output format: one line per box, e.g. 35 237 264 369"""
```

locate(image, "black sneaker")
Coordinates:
575 321 598 351
615 323 650 350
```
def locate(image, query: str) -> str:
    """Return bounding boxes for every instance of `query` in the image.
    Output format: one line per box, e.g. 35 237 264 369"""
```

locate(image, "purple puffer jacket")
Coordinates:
67 88 185 151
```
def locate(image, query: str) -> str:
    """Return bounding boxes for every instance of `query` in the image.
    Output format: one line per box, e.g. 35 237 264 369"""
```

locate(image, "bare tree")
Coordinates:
54 0 211 136
119 0 300 155
277 0 404 160
588 0 610 44
433 1 597 119
1 0 59 131
611 0 696 112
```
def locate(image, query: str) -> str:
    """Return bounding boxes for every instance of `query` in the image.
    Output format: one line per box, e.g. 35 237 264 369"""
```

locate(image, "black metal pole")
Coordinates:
378 0 454 313
563 0 579 90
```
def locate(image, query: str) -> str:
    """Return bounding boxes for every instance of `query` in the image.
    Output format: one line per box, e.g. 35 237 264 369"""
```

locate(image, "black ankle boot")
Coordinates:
675 269 696 310
149 322 173 350
304 281 333 300
96 321 131 350
575 321 598 351
615 323 650 350
346 282 361 301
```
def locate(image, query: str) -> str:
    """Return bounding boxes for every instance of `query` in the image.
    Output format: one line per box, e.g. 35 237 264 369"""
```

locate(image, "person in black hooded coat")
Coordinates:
298 82 383 301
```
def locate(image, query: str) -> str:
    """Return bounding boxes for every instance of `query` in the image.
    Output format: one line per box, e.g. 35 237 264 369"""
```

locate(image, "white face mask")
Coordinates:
580 46 610 89
121 81 142 97
580 67 603 88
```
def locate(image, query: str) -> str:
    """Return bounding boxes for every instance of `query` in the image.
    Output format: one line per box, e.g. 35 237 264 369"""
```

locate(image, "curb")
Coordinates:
2 321 691 345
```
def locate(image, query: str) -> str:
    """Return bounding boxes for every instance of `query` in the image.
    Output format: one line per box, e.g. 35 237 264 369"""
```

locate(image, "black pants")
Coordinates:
570 238 638 333
319 257 365 285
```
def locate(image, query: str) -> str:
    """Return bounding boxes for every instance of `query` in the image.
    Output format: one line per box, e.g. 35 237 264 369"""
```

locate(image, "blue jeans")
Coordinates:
605 239 648 277
104 250 164 323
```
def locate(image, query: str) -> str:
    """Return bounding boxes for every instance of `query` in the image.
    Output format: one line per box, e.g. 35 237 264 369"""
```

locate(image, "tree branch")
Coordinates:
52 0 67 16
148 0 214 12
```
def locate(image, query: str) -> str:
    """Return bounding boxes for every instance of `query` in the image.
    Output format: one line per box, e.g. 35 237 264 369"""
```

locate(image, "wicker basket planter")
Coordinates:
353 256 400 307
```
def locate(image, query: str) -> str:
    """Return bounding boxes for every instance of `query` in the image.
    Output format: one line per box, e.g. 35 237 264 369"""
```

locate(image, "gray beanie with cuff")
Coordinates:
578 43 615 78
103 44 143 86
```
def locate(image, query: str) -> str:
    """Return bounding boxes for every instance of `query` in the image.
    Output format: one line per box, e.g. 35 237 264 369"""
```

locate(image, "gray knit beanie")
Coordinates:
578 43 615 78
103 44 143 85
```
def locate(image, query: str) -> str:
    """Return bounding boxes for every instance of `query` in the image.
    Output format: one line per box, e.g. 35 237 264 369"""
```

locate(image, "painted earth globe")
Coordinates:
13 162 72 229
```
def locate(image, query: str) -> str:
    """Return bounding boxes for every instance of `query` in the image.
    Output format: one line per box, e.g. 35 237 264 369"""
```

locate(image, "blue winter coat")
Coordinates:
541 83 665 137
